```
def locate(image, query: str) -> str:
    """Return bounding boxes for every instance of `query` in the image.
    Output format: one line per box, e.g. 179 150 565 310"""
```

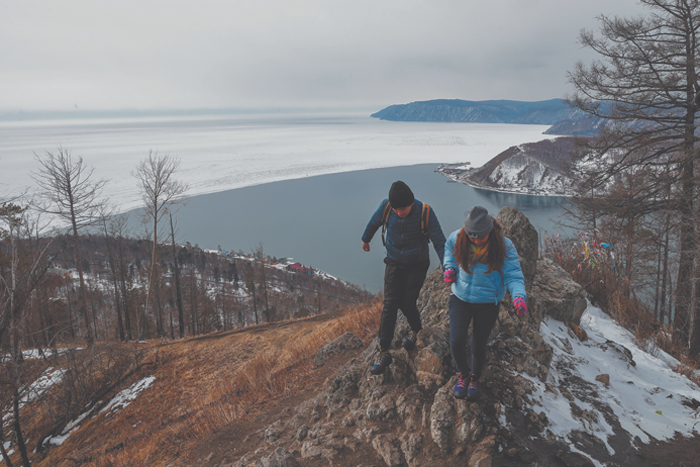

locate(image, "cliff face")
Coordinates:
439 137 577 196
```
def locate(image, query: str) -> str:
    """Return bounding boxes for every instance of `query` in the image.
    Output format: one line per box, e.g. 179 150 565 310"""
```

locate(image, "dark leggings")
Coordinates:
448 294 499 378
377 259 429 351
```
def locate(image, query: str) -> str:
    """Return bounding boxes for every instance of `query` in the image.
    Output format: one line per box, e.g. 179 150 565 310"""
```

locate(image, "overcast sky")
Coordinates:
0 0 645 111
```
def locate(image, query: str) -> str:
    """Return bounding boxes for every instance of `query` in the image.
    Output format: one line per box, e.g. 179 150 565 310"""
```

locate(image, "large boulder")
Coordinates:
497 206 538 295
532 258 588 324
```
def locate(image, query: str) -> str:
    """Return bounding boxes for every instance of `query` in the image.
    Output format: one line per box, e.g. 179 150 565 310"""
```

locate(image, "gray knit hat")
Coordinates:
464 206 493 238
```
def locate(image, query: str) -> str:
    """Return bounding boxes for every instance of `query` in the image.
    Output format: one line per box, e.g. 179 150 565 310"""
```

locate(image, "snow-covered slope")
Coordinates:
527 305 700 465
439 137 577 196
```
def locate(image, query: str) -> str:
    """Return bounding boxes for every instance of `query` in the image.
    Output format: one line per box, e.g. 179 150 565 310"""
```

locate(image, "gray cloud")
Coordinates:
0 0 644 110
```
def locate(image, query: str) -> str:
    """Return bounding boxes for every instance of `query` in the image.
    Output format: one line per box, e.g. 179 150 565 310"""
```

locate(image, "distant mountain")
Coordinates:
371 99 572 124
371 99 605 135
439 137 577 196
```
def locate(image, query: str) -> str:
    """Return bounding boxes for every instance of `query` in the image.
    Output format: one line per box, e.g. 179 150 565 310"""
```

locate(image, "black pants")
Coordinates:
377 258 429 351
448 294 499 378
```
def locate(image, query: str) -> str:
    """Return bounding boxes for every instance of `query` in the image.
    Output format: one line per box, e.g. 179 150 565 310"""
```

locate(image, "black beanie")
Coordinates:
389 181 414 208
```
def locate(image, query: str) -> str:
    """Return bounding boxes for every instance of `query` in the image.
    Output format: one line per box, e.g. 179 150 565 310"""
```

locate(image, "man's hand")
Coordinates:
362 242 371 252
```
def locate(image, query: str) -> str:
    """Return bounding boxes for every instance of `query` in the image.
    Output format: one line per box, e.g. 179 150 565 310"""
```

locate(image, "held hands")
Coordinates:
513 297 527 317
444 268 456 284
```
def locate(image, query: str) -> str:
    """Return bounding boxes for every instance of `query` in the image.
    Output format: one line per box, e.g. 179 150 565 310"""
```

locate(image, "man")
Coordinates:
361 180 446 375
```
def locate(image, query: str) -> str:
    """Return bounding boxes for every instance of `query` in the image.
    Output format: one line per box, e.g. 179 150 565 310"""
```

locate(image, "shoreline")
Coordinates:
436 164 574 198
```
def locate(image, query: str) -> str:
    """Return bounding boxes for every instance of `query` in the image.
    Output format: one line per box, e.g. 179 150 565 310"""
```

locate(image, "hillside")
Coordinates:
370 99 572 124
0 304 381 467
7 208 700 467
371 99 606 136
22 233 373 345
439 137 578 196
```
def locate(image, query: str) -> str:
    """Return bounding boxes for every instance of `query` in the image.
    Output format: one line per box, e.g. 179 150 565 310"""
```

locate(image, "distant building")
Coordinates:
287 262 314 274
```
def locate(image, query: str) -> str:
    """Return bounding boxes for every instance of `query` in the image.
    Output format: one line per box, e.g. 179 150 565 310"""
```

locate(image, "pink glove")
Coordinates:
513 297 527 317
444 268 456 284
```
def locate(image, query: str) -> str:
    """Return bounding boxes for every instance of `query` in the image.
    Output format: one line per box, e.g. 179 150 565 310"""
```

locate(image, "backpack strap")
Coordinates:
380 201 392 247
381 201 431 246
421 203 431 243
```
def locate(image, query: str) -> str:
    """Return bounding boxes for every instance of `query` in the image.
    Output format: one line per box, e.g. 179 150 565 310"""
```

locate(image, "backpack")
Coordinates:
380 201 431 246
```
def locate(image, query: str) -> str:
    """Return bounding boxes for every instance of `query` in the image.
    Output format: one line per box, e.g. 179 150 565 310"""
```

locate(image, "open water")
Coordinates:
127 164 568 293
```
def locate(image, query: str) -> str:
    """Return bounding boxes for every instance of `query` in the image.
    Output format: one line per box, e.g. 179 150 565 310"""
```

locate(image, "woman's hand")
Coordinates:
513 297 527 317
444 268 456 284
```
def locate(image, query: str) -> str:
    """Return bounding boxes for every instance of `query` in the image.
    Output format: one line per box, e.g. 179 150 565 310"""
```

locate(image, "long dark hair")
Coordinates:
453 217 506 274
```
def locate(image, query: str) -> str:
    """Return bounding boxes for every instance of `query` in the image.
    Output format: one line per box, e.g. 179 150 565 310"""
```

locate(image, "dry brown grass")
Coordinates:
14 301 381 467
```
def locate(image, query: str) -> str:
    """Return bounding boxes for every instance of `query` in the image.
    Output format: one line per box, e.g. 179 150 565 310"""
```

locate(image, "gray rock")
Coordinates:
532 258 588 324
414 346 443 375
256 448 299 467
602 340 636 367
401 433 424 467
299 440 322 458
313 331 364 366
468 434 496 467
263 420 284 442
324 363 363 414
366 393 397 422
372 434 404 467
497 206 538 295
429 385 455 451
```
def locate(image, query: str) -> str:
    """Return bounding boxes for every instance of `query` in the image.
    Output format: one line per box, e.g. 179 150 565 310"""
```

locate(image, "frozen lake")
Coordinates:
0 110 552 212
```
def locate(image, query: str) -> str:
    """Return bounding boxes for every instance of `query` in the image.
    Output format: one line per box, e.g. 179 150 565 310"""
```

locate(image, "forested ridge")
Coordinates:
10 232 373 347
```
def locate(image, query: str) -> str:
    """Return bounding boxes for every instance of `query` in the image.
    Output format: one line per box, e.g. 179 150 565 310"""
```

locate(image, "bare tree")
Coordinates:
169 213 185 338
109 214 134 341
133 152 188 340
254 243 270 322
33 148 108 346
0 202 53 467
100 212 126 341
243 262 259 325
568 0 700 352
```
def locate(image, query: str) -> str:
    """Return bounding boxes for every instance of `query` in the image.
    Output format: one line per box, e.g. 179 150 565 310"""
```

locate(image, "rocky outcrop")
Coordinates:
497 206 538 296
313 331 364 367
230 208 592 467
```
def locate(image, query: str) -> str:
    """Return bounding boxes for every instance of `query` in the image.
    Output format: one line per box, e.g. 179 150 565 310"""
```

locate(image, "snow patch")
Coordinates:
100 375 156 416
522 304 700 453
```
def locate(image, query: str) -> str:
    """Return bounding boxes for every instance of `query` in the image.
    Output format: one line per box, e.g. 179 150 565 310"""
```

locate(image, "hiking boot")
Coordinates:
402 330 418 350
467 374 481 401
370 350 393 375
454 372 468 399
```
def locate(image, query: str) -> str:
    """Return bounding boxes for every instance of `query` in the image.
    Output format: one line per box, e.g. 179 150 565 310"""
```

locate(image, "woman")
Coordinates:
443 206 527 400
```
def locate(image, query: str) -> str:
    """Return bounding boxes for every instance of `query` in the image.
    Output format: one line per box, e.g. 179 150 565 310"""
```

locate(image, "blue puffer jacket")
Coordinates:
362 199 446 266
443 229 526 303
